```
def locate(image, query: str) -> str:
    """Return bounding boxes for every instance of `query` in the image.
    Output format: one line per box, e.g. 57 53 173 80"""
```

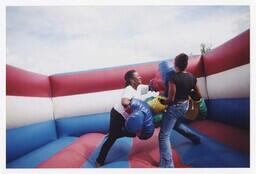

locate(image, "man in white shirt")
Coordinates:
96 70 149 167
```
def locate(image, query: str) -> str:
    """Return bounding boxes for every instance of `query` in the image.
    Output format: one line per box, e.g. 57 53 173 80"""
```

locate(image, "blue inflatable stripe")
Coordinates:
56 113 110 138
206 98 249 129
82 136 133 168
7 136 77 168
171 128 249 167
6 120 57 163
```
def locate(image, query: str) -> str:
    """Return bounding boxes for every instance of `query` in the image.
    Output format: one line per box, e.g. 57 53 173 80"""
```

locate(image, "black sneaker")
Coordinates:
95 161 102 168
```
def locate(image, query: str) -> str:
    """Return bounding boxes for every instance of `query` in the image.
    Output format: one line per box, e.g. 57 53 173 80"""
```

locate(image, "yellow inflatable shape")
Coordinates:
185 97 199 120
147 96 168 114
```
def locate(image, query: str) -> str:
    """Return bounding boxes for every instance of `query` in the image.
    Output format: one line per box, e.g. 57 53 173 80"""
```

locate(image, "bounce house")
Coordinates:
6 29 249 168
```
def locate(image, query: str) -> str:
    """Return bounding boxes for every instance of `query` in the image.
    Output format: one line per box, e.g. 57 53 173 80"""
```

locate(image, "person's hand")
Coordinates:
124 105 133 114
149 79 160 92
158 98 168 105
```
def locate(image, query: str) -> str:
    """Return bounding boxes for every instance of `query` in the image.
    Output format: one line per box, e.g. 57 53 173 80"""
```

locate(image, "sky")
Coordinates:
6 6 250 75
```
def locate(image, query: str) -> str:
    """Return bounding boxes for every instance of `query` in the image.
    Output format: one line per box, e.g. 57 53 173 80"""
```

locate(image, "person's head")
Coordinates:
174 53 189 72
124 70 142 88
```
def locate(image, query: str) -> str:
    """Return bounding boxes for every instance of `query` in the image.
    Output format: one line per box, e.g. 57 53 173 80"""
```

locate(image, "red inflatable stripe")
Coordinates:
6 56 204 98
203 29 249 76
6 47 240 98
129 128 190 168
129 129 160 167
6 65 52 97
186 55 205 78
38 133 104 168
190 120 249 154
172 149 191 168
50 62 158 97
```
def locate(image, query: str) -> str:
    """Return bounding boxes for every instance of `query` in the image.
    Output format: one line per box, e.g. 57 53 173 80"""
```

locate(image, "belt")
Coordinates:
171 100 189 111
174 100 188 104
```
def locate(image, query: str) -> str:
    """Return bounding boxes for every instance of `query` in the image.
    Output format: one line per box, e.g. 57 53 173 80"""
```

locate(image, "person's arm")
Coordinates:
121 98 131 108
189 76 202 101
121 98 133 115
194 84 202 99
160 81 176 105
121 86 134 109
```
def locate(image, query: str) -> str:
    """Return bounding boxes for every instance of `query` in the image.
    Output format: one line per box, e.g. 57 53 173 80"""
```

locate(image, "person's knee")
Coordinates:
159 131 169 140
107 134 118 142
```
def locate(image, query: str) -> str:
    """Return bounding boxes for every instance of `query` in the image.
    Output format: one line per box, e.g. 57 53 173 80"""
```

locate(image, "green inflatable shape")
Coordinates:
153 113 163 123
198 98 207 118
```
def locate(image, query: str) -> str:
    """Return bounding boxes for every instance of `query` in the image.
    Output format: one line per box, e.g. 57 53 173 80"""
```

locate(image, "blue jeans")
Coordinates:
159 101 189 168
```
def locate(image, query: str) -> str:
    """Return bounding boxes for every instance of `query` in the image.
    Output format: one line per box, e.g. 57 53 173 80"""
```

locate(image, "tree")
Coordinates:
200 43 212 55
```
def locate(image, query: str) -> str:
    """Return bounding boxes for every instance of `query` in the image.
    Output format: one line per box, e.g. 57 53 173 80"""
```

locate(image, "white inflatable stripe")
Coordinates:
197 77 208 99
206 64 249 99
6 96 54 129
53 89 123 119
53 78 208 120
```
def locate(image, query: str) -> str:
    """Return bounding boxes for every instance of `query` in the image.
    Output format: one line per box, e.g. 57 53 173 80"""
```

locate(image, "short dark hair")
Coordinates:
124 69 136 86
175 53 188 71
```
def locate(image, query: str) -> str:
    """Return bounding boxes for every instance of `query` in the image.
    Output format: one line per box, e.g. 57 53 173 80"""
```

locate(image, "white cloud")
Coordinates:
6 6 249 75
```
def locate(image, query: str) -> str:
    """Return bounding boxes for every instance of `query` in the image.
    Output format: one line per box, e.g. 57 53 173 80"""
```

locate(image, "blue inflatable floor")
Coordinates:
171 128 249 167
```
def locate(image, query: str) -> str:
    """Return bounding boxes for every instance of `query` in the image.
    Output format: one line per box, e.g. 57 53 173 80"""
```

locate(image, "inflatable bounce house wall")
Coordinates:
6 29 249 168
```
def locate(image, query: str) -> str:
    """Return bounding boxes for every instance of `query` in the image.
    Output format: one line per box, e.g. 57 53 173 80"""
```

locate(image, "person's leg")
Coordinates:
159 102 189 168
111 109 136 138
173 119 201 144
159 106 178 168
96 134 117 166
120 129 136 138
96 108 124 166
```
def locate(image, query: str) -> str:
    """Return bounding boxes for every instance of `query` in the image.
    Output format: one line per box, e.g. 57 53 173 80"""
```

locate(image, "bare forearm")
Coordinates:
168 82 176 101
121 98 131 108
194 84 202 99
161 82 176 105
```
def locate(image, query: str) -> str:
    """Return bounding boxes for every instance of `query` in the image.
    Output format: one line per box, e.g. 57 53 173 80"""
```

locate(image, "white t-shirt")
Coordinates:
114 84 159 119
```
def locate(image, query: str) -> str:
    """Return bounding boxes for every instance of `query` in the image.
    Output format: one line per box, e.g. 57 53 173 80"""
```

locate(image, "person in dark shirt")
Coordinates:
158 53 202 168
